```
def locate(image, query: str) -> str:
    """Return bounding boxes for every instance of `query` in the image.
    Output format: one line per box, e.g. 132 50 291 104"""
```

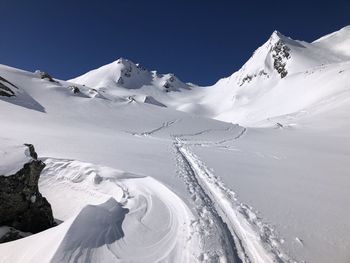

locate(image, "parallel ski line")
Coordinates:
175 138 296 263
174 143 244 263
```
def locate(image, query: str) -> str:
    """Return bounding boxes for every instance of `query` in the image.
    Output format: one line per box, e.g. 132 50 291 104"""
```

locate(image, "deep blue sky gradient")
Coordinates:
1 0 349 85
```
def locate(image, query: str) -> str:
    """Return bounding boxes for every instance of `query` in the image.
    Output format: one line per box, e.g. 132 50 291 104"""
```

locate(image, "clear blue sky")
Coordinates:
1 0 349 85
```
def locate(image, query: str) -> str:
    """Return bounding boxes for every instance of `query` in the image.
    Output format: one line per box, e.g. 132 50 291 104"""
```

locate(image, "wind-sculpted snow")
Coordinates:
50 198 129 263
0 158 199 262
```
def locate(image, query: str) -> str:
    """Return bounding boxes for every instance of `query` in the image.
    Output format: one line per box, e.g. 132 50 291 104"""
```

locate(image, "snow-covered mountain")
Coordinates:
68 27 350 127
1 26 350 263
70 58 192 92
208 28 350 124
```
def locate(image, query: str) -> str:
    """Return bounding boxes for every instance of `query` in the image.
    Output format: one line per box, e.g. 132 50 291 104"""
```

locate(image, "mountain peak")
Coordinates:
269 30 290 45
271 30 283 38
69 58 190 92
114 58 138 68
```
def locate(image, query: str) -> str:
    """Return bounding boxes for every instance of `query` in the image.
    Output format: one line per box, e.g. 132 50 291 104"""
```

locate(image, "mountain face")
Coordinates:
1 26 350 263
232 30 343 86
69 58 192 92
67 26 350 126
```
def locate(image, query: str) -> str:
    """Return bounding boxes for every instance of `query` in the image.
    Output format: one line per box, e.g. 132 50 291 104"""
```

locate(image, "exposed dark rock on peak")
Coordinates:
0 144 55 242
0 76 18 97
35 70 58 83
271 39 291 78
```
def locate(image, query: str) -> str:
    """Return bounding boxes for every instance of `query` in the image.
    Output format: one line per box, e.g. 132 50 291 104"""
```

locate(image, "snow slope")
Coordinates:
313 25 350 59
1 25 350 263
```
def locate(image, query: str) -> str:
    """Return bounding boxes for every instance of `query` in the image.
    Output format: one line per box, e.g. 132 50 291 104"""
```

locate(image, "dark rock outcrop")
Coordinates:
68 85 80 94
0 144 55 237
0 227 30 243
0 76 18 97
35 70 58 83
271 40 291 78
144 96 167 107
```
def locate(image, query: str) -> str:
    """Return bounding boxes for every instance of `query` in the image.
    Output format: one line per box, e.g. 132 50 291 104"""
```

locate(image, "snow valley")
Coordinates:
1 26 350 263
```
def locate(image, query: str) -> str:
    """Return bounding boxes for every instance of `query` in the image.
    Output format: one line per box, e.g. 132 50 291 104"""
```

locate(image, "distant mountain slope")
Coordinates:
313 25 350 59
206 26 350 125
69 58 192 92
68 26 350 126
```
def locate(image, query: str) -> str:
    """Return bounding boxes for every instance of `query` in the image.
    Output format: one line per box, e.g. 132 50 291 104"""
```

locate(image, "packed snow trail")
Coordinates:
174 143 242 263
174 137 297 263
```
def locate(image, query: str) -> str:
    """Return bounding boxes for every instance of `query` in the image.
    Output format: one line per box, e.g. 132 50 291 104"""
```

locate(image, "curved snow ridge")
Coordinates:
175 139 298 263
0 158 199 263
50 198 129 263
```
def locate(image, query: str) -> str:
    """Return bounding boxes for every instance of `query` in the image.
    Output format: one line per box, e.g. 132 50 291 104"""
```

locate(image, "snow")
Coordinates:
313 25 350 59
0 158 198 262
1 25 350 263
0 139 32 176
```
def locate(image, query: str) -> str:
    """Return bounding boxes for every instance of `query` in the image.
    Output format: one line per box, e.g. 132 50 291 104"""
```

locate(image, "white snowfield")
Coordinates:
0 26 350 263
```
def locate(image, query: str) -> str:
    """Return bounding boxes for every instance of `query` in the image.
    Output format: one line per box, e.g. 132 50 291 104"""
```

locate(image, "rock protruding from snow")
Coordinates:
144 96 167 107
68 85 80 94
233 29 347 87
271 38 291 78
0 226 30 243
0 76 18 97
35 70 57 83
235 30 297 86
0 143 54 237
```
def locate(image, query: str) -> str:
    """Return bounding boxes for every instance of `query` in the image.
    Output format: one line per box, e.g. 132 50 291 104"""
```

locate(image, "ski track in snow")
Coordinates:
173 128 298 263
174 126 247 150
124 119 178 136
174 142 242 263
